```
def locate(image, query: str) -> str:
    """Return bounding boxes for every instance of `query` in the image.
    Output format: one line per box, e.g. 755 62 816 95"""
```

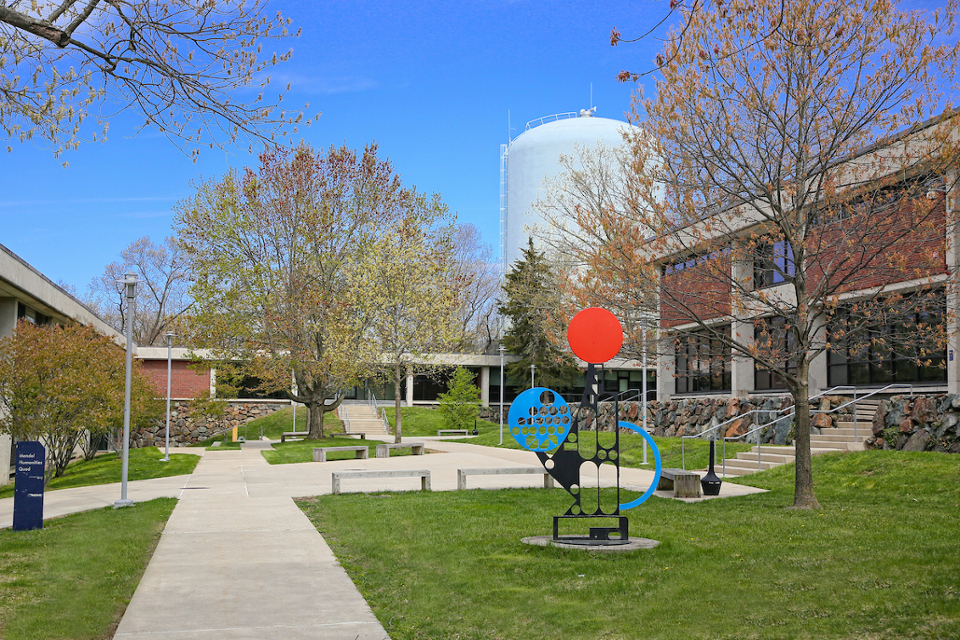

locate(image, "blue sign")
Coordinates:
13 441 45 531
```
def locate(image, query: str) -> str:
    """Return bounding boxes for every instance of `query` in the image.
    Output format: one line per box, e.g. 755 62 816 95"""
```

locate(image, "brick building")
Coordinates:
653 114 960 402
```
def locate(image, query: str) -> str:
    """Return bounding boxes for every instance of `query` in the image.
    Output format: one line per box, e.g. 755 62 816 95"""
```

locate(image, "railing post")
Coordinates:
853 388 858 443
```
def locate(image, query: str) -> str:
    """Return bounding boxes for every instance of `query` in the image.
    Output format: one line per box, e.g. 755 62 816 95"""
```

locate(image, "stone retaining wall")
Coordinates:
866 395 960 453
133 400 290 448
486 394 863 446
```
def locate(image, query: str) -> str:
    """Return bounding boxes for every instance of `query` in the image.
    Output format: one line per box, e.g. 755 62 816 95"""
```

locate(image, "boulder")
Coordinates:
911 396 937 424
902 430 929 452
899 418 915 433
725 418 748 438
812 413 833 429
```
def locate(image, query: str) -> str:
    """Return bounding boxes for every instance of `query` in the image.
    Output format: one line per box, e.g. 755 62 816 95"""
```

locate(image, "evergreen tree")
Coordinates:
498 239 579 390
437 367 480 431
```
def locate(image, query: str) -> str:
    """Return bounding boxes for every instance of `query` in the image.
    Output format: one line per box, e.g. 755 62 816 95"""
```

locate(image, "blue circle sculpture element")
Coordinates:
508 387 572 452
617 421 662 510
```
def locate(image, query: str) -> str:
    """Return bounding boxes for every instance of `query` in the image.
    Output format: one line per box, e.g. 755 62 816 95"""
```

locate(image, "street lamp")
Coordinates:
160 332 176 462
114 273 138 508
498 345 505 446
530 364 536 388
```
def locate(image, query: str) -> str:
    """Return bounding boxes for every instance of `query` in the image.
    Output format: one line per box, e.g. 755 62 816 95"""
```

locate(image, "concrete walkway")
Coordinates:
1 438 766 639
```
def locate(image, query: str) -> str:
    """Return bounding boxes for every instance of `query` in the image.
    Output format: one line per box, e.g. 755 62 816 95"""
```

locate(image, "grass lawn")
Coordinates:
262 435 426 465
0 498 177 640
383 405 500 438
456 427 754 472
0 448 199 499
232 406 343 441
298 450 960 640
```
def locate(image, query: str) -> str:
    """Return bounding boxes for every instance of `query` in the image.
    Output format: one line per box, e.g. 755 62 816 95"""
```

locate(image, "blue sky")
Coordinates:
0 0 660 293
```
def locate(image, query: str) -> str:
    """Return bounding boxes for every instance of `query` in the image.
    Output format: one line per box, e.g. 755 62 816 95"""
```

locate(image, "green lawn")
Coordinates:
261 436 425 465
0 498 177 640
233 406 343 441
456 427 753 471
0 448 199 499
298 450 960 640
383 405 499 437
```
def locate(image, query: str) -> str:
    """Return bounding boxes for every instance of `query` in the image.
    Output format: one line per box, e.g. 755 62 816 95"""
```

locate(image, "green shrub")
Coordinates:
437 367 480 431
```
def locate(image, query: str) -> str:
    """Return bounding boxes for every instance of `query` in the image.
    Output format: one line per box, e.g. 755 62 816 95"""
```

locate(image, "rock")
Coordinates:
902 430 929 452
899 418 915 433
885 405 905 428
950 443 960 454
935 414 957 439
911 396 937 424
812 413 833 429
725 398 741 418
725 418 748 438
773 417 792 445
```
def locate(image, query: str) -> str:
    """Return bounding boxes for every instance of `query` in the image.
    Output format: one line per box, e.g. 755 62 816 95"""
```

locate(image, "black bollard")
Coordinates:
700 439 723 496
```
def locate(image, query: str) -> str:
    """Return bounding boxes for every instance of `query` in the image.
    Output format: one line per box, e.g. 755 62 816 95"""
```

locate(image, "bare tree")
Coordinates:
0 0 311 158
450 224 501 354
633 0 960 508
532 140 658 360
86 236 192 346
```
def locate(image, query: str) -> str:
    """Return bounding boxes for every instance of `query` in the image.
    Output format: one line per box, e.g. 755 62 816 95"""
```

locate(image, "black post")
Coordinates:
701 439 722 496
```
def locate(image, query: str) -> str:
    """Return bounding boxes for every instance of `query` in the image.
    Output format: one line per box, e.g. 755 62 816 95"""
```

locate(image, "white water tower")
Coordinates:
499 108 638 272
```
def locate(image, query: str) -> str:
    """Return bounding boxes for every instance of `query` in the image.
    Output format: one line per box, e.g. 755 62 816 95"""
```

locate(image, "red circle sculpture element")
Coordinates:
567 307 623 364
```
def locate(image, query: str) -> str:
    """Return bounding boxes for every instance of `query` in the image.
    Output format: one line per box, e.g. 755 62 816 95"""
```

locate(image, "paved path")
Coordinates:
1 438 766 639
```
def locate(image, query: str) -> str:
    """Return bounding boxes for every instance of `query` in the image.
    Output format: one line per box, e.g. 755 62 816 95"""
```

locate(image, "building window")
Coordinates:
827 292 946 387
754 240 795 288
674 327 731 394
754 317 798 390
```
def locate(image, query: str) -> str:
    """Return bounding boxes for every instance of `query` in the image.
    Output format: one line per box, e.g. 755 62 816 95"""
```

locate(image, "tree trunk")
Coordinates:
394 362 403 443
791 369 821 509
306 401 325 439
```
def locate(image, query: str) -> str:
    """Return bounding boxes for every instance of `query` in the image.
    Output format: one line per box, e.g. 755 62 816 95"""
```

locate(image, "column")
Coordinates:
479 366 490 408
945 168 960 394
405 371 414 406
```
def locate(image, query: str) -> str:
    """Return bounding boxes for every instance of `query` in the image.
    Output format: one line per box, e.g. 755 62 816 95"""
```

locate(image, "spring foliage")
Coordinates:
0 321 160 483
0 0 312 157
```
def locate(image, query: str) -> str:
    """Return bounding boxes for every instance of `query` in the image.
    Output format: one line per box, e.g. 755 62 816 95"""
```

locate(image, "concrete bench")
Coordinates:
437 429 469 436
375 442 425 458
658 468 701 498
331 469 431 495
281 431 310 443
338 432 367 439
312 445 370 462
457 467 555 490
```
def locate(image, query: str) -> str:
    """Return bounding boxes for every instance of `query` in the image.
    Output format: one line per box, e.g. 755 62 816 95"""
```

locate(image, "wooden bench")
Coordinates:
658 468 702 498
331 469 431 495
281 431 310 443
457 467 555 490
312 446 370 462
375 442 425 458
437 429 469 436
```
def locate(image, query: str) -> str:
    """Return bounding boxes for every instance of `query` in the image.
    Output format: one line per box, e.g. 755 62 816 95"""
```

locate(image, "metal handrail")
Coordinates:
679 385 862 471
380 407 391 433
337 405 351 433
718 383 915 475
809 383 914 441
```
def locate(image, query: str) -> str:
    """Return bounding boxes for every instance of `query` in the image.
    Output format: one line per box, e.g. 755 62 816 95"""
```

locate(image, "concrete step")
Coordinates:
724 458 782 471
736 451 798 465
831 426 873 438
811 433 864 444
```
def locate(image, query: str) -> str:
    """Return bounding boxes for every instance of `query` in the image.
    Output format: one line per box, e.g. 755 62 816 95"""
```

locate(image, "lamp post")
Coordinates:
641 325 648 465
160 332 176 462
114 273 138 508
530 364 536 388
499 345 505 446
